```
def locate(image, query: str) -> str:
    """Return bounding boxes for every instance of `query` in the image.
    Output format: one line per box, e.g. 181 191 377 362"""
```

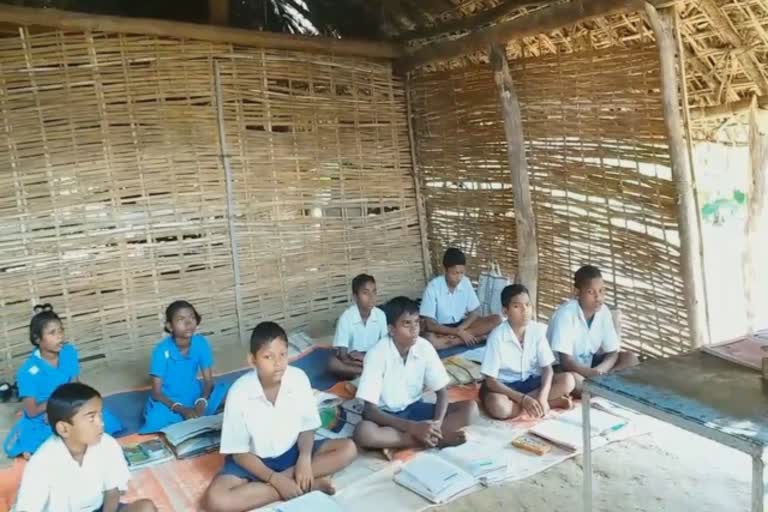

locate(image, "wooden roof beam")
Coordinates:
0 4 404 60
398 0 645 71
697 0 768 95
691 94 768 121
400 0 546 41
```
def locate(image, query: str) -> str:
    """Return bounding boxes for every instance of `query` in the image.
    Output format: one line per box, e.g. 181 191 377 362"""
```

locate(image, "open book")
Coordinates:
394 452 480 503
160 413 223 459
275 491 346 512
437 439 508 484
529 406 628 451
123 438 174 470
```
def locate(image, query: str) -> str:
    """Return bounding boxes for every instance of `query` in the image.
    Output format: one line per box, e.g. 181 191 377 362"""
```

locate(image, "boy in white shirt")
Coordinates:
481 285 575 420
420 248 501 350
203 322 357 512
548 265 639 396
14 383 156 512
354 297 478 458
327 274 388 380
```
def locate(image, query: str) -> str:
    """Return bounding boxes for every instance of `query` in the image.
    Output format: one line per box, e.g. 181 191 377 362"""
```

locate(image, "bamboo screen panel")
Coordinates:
410 45 690 358
0 29 423 373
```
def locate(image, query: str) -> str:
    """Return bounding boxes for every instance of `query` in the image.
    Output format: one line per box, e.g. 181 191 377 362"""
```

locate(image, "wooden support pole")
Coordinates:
490 44 539 313
744 98 768 334
405 75 434 282
645 3 708 347
208 0 230 26
0 4 403 59
399 0 643 71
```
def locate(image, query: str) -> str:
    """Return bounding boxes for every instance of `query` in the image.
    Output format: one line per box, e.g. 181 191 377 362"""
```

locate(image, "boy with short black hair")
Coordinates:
204 322 357 512
354 296 477 458
327 274 387 379
14 382 156 512
420 248 501 350
548 265 639 396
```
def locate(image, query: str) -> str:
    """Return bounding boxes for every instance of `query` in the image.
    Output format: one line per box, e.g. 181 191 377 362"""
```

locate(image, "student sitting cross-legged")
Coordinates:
420 248 502 350
140 300 229 433
327 274 388 380
353 296 478 458
480 284 575 420
203 321 357 512
548 265 639 396
14 382 157 512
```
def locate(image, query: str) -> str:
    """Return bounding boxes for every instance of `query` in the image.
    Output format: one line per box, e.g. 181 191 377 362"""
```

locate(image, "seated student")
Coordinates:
480 284 575 420
14 382 156 512
4 305 123 459
548 265 639 396
420 248 502 350
328 274 388 380
204 321 357 512
353 296 478 458
140 300 230 433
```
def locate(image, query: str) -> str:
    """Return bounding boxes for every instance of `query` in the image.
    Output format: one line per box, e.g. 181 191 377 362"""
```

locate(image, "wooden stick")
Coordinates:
490 44 539 315
674 6 711 344
0 4 403 59
645 3 707 348
744 98 768 334
691 95 768 122
399 0 644 71
213 61 247 346
405 74 433 283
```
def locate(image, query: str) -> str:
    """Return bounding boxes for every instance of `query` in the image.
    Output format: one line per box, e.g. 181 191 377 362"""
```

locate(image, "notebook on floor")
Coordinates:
529 405 628 451
123 438 174 470
394 452 479 504
160 413 223 459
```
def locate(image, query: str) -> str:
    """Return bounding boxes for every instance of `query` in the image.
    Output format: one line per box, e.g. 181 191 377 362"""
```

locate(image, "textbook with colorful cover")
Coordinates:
123 438 174 470
160 413 223 459
394 452 481 503
275 491 346 512
529 406 628 452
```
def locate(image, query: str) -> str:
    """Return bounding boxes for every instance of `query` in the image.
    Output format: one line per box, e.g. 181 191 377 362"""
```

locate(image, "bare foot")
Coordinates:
438 429 468 449
549 396 574 410
314 477 336 495
381 448 395 461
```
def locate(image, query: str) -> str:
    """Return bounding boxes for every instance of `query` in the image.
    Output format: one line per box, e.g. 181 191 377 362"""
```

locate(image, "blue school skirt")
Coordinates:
139 381 230 434
480 375 542 397
219 440 327 482
3 408 124 458
390 400 436 422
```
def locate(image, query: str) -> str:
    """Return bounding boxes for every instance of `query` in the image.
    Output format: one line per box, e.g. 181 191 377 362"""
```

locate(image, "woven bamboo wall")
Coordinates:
0 28 423 373
410 44 690 358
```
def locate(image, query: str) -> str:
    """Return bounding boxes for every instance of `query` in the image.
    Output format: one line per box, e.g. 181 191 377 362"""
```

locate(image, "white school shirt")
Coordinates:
480 321 555 383
332 305 388 352
356 335 450 413
219 366 321 459
419 275 481 325
14 434 130 512
547 299 620 367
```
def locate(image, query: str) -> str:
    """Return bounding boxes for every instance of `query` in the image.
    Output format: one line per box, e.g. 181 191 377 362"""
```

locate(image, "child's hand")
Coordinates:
179 407 199 420
271 473 303 500
349 351 365 363
456 329 478 346
537 397 550 416
194 401 206 417
408 421 443 447
521 395 544 418
294 455 314 492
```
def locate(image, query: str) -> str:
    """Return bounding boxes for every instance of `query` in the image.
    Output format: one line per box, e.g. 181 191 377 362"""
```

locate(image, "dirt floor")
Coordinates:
0 331 753 512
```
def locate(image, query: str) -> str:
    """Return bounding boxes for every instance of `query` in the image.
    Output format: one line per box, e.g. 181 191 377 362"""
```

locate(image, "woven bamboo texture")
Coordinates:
0 28 423 373
410 44 690 358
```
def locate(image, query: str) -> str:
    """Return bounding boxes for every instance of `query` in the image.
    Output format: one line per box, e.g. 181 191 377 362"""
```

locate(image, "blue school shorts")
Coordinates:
481 375 542 396
591 353 608 368
219 440 326 482
390 400 436 422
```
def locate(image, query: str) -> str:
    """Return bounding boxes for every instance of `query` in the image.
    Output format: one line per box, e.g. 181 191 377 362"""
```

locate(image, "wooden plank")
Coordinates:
0 4 403 59
645 3 707 348
489 44 538 312
744 98 768 334
399 0 644 71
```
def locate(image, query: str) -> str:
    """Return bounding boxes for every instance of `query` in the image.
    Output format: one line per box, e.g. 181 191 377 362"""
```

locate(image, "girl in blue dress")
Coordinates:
3 304 123 458
139 300 229 433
